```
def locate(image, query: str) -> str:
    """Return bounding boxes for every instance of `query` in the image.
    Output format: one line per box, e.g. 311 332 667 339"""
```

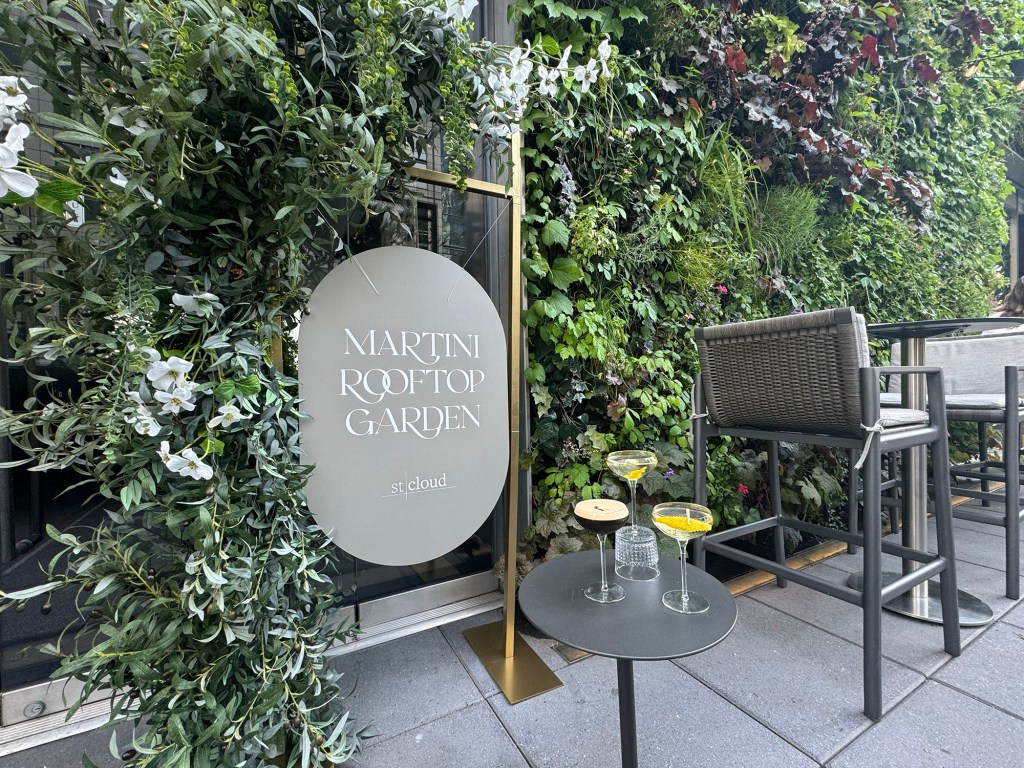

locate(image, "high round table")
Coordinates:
518 550 737 768
861 317 1024 625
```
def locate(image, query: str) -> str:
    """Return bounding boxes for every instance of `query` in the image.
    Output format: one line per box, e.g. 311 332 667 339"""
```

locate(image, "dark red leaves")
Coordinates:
860 35 880 68
915 55 940 84
947 6 994 53
725 45 748 74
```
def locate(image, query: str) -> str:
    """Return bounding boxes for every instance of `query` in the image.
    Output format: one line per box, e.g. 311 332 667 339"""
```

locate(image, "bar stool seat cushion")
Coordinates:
877 407 929 428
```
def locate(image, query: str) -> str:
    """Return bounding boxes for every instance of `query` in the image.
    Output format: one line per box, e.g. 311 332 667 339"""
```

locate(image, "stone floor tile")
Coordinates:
489 654 817 768
748 562 969 675
934 622 1024 718
932 521 1019 574
345 702 528 768
1003 600 1024 629
673 597 923 762
951 507 1024 541
438 608 571 699
828 681 1024 768
0 726 124 768
332 628 484 743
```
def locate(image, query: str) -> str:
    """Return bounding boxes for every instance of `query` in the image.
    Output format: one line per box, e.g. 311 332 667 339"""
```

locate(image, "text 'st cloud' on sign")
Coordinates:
298 246 509 566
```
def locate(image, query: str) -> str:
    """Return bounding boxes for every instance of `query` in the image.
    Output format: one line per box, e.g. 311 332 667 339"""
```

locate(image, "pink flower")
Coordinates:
716 285 728 293
738 483 749 495
685 313 695 320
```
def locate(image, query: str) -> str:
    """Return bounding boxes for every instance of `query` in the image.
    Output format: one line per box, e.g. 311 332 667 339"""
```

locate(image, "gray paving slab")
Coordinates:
438 608 571 699
747 562 968 675
0 725 126 768
331 628 485 743
344 701 528 768
1003 600 1024 629
952 506 1024 541
927 519 1019 574
934 622 1024 719
489 654 818 768
828 680 1024 768
673 596 923 762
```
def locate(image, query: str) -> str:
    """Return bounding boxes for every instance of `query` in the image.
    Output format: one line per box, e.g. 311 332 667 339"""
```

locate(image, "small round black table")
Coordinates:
518 550 737 768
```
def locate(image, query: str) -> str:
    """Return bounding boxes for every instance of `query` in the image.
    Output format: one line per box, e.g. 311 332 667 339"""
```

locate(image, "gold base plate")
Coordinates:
463 620 563 704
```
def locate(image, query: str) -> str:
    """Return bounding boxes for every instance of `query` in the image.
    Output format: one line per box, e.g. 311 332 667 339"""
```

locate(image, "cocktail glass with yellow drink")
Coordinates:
606 450 660 581
606 450 658 529
652 502 714 614
573 499 629 603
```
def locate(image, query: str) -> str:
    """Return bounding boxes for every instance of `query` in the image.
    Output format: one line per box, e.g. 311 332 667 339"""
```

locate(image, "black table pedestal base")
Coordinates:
616 659 638 768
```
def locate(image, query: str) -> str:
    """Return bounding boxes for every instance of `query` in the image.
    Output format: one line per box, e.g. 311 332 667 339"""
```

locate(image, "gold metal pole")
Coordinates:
503 131 524 659
454 134 562 704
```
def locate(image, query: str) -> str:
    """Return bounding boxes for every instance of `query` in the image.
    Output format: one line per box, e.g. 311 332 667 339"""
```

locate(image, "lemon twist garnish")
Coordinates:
657 515 712 533
624 468 646 480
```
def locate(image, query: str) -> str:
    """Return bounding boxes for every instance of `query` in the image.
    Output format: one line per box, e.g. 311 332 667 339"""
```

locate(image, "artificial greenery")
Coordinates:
512 0 1024 564
0 0 514 765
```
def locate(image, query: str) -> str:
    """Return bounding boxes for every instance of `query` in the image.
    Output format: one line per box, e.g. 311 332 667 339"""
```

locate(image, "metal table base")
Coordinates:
847 571 993 627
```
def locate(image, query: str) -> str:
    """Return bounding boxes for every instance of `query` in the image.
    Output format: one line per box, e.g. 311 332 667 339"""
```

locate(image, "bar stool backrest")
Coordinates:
889 329 1024 396
695 307 869 438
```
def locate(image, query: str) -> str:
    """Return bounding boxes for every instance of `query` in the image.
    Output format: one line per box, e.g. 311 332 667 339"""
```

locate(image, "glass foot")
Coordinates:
584 581 625 603
662 589 709 614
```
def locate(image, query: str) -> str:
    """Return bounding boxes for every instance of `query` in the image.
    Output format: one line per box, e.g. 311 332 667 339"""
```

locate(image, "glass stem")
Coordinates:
598 533 609 592
678 539 689 605
627 478 637 527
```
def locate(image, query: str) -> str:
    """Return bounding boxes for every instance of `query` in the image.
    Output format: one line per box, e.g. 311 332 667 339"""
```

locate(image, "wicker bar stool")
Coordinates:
691 307 960 721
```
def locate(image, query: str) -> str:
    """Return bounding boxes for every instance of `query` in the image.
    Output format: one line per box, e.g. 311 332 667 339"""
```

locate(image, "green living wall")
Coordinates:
513 0 1024 564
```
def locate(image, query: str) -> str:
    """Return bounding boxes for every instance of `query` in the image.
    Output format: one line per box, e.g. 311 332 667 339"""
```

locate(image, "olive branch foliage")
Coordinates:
0 0 514 765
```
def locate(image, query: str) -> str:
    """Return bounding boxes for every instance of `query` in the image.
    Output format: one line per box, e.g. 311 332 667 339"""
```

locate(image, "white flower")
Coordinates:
133 415 161 436
573 60 599 93
108 167 128 188
139 346 161 363
146 356 193 391
125 405 161 437
165 448 213 481
0 144 37 197
171 292 220 315
0 77 33 119
597 38 613 77
108 166 160 204
444 0 477 22
158 441 173 464
108 113 150 136
537 66 558 98
507 45 533 85
156 387 197 415
557 45 572 76
3 122 30 153
209 404 249 428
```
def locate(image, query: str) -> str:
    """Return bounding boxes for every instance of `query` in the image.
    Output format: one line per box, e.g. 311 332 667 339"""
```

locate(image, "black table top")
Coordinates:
867 317 1024 340
518 550 737 662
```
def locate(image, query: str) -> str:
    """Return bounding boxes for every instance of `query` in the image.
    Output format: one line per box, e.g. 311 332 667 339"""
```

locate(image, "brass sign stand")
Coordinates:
406 134 562 704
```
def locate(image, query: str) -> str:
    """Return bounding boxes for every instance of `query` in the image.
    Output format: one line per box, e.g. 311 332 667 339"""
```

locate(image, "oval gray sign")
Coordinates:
298 246 509 566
